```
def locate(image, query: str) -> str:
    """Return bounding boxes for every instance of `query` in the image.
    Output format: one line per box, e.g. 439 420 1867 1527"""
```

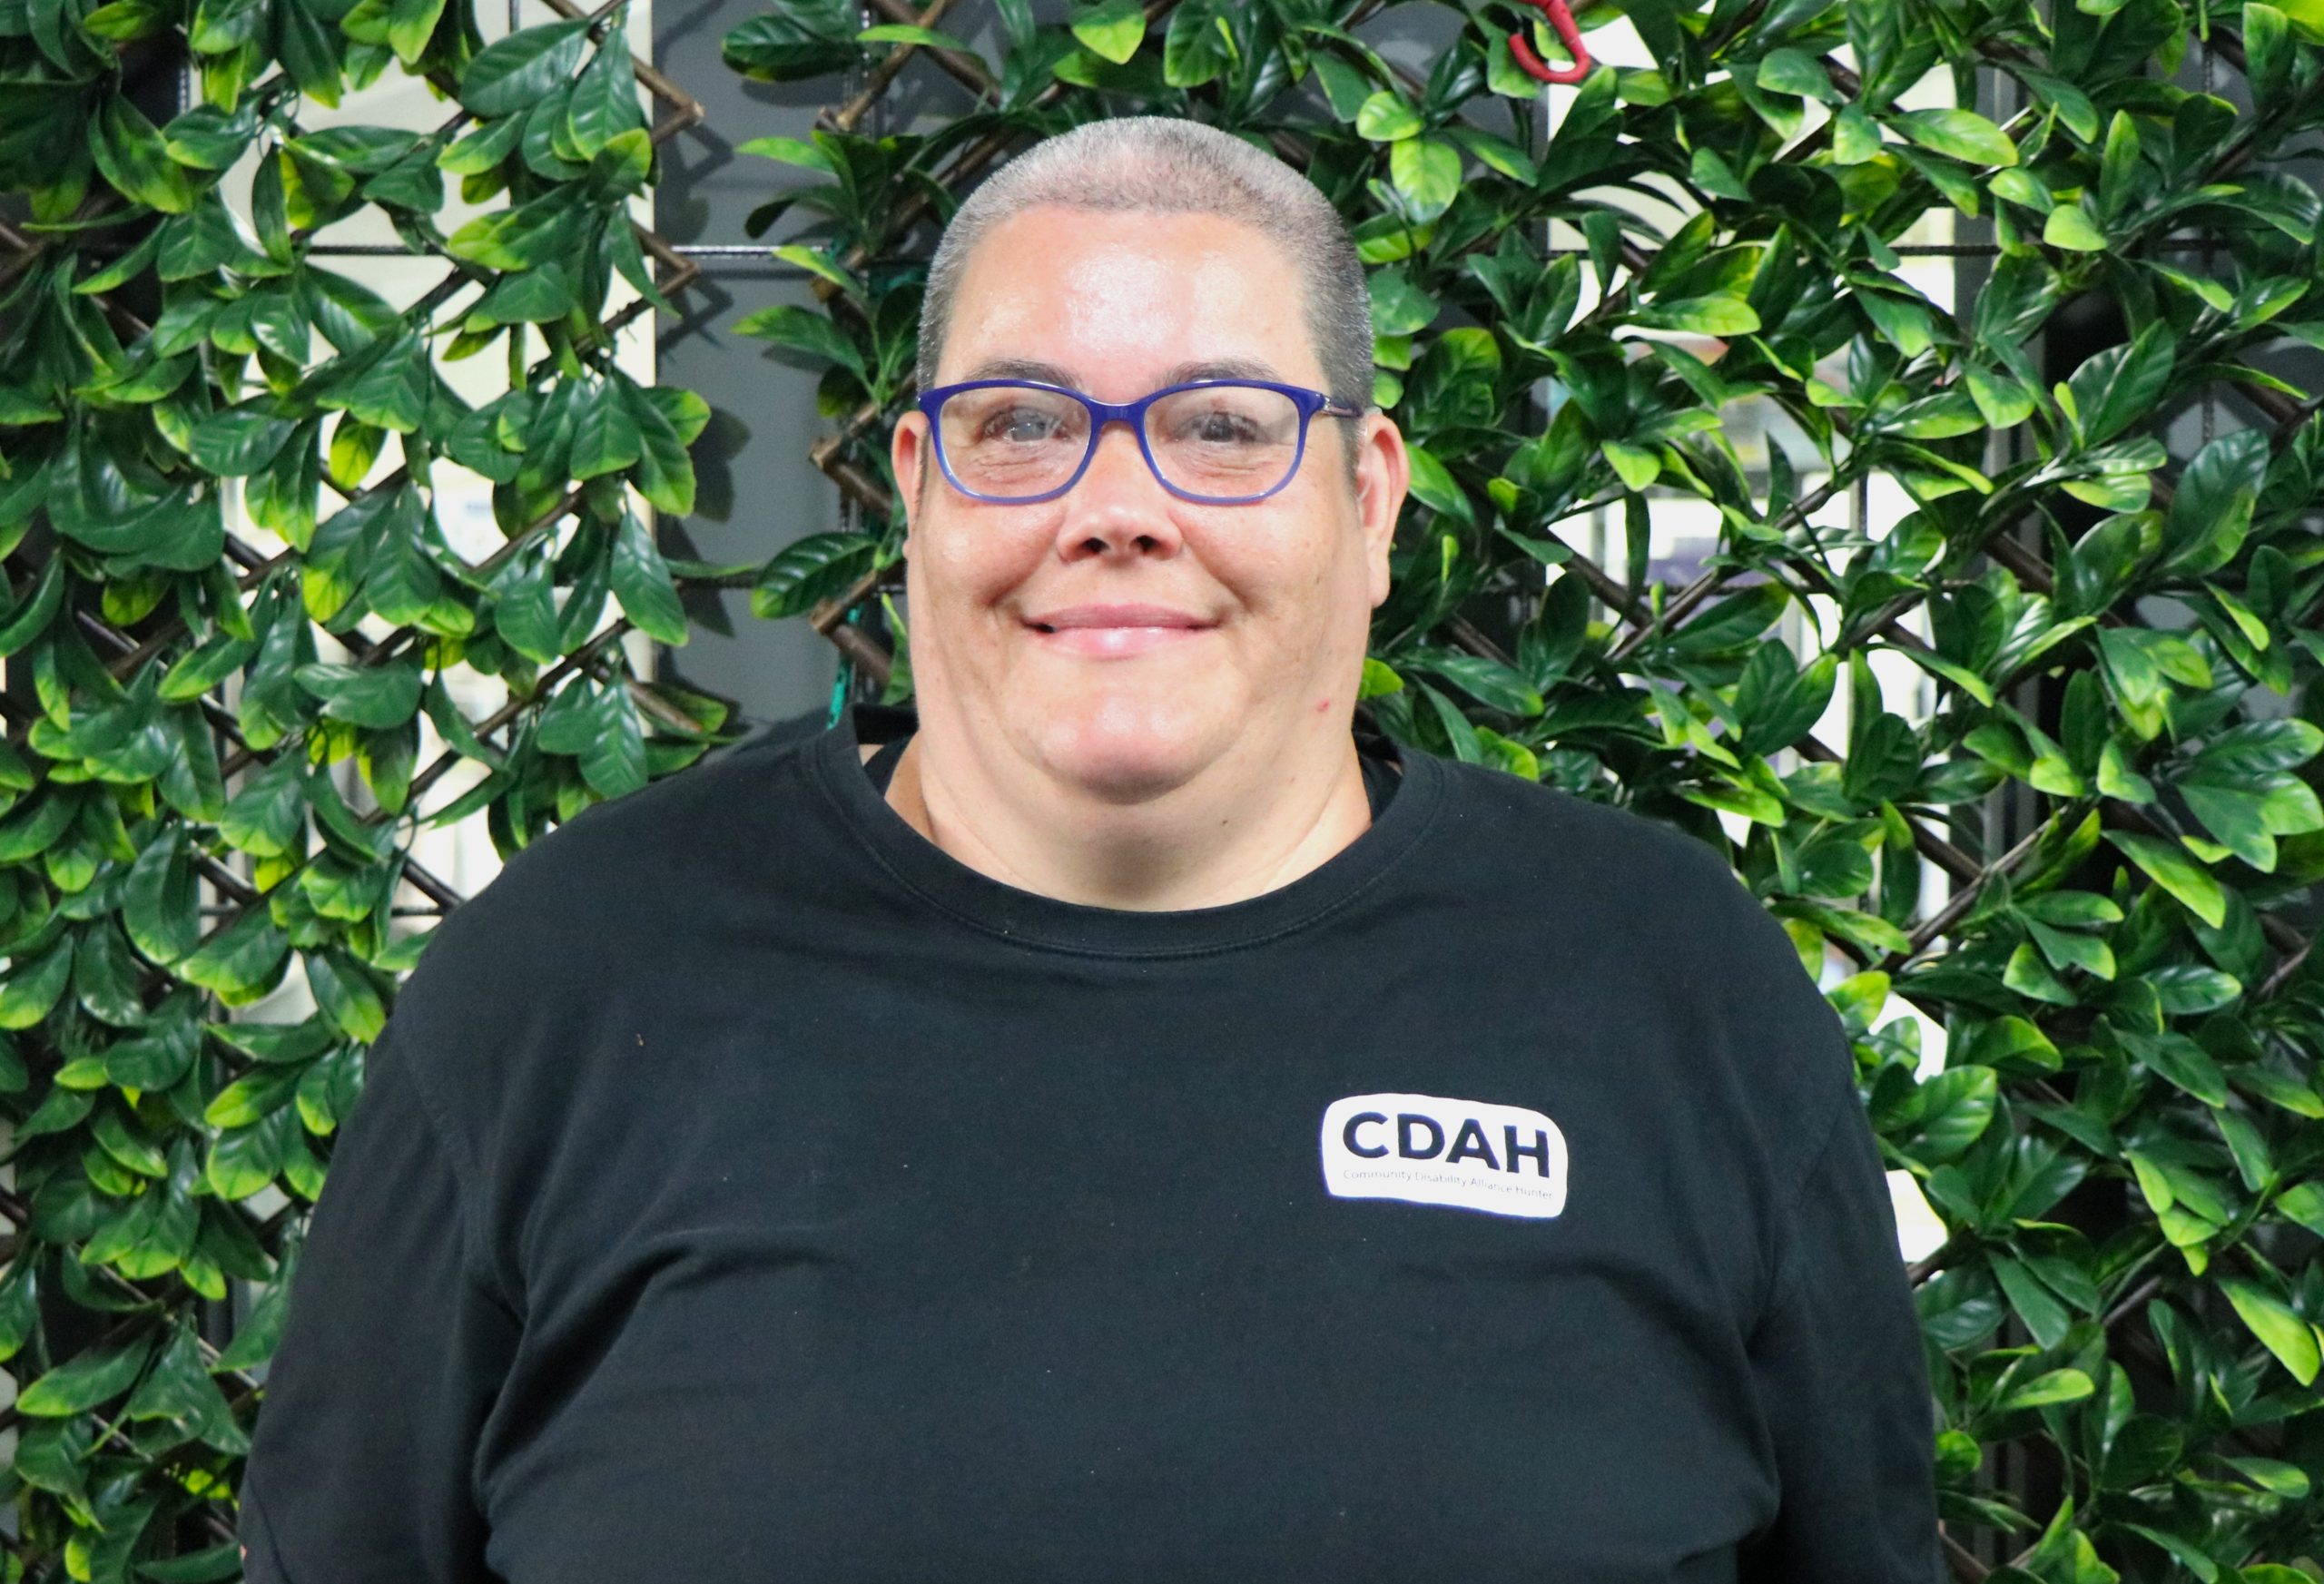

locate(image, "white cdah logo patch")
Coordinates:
1320 1092 1570 1220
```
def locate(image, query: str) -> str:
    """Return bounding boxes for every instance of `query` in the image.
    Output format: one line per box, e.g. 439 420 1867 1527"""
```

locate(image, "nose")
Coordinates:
1051 418 1185 563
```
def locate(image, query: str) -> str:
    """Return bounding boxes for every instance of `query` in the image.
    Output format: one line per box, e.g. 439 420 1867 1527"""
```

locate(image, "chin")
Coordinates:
1026 697 1222 802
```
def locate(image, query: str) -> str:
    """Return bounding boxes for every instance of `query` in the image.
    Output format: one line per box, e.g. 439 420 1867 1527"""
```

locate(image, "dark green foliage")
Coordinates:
0 0 742 1574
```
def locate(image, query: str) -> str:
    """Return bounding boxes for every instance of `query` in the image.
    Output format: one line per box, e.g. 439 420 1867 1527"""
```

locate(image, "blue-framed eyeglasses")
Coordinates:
915 378 1365 506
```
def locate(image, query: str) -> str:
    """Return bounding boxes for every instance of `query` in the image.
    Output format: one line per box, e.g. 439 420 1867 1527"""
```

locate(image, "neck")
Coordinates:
873 713 1374 911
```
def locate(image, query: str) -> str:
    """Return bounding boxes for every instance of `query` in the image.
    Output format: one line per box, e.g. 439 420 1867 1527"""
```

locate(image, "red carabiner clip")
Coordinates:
1509 0 1592 83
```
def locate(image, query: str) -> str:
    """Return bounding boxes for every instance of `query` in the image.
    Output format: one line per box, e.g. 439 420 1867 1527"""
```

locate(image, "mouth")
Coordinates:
1021 618 1217 657
1023 622 1209 634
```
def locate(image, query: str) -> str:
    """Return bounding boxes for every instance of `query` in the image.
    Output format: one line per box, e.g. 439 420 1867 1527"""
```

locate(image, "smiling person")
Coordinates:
235 117 1943 1582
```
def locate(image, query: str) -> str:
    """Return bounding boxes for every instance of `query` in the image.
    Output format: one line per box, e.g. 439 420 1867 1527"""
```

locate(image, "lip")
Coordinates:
1029 625 1215 657
1023 604 1215 630
1020 604 1219 659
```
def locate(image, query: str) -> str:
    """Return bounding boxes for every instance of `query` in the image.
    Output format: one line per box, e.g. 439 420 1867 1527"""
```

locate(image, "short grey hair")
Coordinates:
915 115 1374 439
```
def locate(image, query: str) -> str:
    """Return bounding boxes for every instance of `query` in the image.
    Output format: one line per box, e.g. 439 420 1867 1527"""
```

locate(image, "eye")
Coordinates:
1183 410 1262 444
981 408 1065 444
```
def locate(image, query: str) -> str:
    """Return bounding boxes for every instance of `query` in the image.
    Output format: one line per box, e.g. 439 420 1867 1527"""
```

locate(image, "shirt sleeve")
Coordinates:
1737 1079 1945 1584
236 1027 520 1583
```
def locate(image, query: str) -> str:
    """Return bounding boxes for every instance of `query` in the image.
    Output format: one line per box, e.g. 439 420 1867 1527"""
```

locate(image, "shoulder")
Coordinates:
1420 751 1852 1114
1422 751 1762 925
385 725 833 1044
502 724 820 913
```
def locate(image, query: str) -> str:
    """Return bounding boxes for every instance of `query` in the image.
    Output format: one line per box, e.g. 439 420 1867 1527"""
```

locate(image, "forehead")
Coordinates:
940 204 1322 396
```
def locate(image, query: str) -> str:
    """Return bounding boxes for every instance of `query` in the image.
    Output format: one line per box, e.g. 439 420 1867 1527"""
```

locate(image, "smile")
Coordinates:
1023 623 1216 657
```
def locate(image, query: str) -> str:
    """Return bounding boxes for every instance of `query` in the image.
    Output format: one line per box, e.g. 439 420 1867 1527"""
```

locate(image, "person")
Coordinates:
235 115 1943 1581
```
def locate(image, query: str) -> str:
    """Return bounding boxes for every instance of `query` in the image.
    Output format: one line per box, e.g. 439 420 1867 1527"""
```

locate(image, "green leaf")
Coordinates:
768 243 858 297
2117 1028 2229 1107
579 683 647 798
2042 203 2108 251
1914 1067 1999 1161
1755 48 1837 101
1629 296 1760 335
1068 0 1144 63
438 112 527 176
1403 445 1472 526
720 0 861 81
462 263 577 330
293 662 422 728
2248 4 2294 100
0 933 75 1028
122 826 198 965
1355 90 1423 142
1414 678 1483 763
187 403 298 477
1370 268 1437 338
322 330 430 433
2221 1456 2310 1499
346 0 447 64
460 18 589 116
733 134 831 172
176 909 290 1003
1990 1254 2073 1349
1889 108 2018 167
2219 1277 2321 1385
1965 367 2034 428
857 22 976 52
93 93 195 213
751 531 876 620
490 551 560 664
732 303 866 379
2104 830 2227 928
569 379 644 479
444 192 578 272
622 380 697 516
1830 103 1882 163
1999 1368 2093 1412
14 1333 159 1416
588 127 653 199
1989 168 2054 213
1600 440 1659 492
564 35 646 156
0 558 68 656
2277 1182 2324 1236
1411 651 1542 716
203 1060 303 1127
1443 126 1536 185
1389 136 1461 217
609 511 688 645
305 949 386 1042
2063 322 2174 447
1310 53 1374 121
2159 428 2265 577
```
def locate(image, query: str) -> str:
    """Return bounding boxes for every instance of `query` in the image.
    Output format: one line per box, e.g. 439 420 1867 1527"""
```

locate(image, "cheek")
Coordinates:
916 518 1050 615
1203 514 1358 619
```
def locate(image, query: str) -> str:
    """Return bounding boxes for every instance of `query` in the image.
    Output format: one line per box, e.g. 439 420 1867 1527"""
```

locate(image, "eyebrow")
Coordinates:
952 356 1292 388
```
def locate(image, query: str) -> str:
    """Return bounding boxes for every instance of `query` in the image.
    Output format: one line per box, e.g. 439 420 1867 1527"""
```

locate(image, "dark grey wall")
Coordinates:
652 4 858 736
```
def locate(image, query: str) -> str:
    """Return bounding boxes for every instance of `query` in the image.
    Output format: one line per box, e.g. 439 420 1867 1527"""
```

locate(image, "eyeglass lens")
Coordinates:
936 385 1304 501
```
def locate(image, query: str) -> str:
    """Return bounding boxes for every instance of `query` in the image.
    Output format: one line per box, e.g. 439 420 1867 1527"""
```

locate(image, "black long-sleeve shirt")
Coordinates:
236 702 1943 1582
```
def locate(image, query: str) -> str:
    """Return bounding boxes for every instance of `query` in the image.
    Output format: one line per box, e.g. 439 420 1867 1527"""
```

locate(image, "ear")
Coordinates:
1354 412 1410 609
891 411 929 553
